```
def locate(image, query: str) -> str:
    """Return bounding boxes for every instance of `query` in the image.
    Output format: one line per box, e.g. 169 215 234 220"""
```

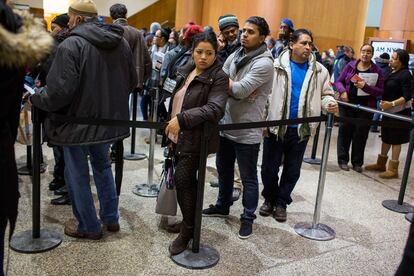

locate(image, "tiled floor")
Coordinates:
4 124 414 276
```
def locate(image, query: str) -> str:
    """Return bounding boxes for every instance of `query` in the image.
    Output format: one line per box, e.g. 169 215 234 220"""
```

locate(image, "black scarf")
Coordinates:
234 42 267 73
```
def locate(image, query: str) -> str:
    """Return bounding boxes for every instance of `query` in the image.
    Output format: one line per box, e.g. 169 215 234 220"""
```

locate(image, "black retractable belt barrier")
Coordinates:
294 113 336 241
171 123 220 269
10 106 62 253
303 122 322 165
337 101 414 214
124 89 146 161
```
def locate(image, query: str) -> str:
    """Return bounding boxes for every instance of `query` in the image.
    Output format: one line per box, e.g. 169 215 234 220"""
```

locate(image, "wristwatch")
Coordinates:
391 101 396 107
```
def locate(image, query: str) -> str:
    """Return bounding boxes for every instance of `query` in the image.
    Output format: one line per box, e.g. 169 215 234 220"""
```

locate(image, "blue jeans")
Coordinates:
63 143 119 233
216 136 260 224
261 128 309 208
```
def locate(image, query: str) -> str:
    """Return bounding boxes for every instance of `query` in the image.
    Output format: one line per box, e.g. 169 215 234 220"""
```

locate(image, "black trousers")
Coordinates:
396 221 414 275
173 155 199 228
337 105 373 166
0 216 7 276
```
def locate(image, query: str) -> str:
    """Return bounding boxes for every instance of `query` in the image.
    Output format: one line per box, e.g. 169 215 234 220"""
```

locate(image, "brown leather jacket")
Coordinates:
165 60 229 155
113 18 151 89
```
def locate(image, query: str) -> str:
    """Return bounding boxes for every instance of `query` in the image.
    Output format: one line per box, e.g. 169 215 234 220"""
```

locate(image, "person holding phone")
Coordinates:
335 44 384 172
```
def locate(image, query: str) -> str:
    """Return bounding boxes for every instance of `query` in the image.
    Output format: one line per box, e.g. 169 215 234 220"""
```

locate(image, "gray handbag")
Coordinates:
155 156 177 216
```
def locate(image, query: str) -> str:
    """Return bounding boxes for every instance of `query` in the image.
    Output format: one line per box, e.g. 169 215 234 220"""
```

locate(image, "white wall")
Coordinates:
97 0 158 17
11 0 159 16
12 0 43 8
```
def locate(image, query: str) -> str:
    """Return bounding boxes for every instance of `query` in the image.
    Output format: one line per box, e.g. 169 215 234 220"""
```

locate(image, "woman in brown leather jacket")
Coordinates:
164 31 229 255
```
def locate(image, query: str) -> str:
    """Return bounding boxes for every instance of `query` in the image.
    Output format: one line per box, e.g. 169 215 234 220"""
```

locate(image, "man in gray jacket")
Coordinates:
203 16 274 239
31 0 137 240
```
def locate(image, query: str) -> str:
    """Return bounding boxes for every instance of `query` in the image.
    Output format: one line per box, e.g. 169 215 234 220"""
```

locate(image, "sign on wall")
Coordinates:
369 38 407 60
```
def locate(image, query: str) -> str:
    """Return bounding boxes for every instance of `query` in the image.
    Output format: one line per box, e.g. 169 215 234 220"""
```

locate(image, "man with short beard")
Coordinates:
203 16 274 239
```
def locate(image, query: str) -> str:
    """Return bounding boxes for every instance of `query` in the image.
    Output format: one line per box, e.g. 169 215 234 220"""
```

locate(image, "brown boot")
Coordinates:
365 154 388 172
379 160 399 179
168 222 193 255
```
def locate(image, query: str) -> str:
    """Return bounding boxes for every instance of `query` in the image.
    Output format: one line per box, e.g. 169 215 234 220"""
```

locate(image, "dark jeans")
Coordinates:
216 136 260 224
261 128 309 209
0 217 6 276
396 221 414 275
52 146 65 179
337 105 373 167
140 94 151 121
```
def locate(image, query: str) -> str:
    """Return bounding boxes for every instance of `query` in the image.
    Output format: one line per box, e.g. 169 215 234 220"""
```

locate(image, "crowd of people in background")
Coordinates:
1 0 414 274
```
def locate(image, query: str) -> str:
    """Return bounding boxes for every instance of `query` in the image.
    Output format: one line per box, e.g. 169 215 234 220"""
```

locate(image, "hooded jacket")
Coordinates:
266 49 336 139
0 5 52 238
221 44 274 144
31 21 138 146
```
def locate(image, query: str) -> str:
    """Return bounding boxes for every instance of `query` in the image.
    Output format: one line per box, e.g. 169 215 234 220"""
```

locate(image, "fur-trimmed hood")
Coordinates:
0 9 53 68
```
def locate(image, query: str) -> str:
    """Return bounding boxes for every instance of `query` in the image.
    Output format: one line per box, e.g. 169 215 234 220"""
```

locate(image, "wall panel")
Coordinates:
128 0 177 30
199 0 368 54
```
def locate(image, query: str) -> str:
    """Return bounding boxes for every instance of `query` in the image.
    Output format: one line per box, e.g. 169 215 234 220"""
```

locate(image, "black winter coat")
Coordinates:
164 60 229 155
31 22 138 146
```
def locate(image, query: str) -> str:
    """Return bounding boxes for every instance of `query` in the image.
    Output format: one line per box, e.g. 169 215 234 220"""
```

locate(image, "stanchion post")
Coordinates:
133 87 160 197
171 123 220 269
382 128 414 213
303 122 321 165
10 106 62 253
294 113 336 241
124 89 146 160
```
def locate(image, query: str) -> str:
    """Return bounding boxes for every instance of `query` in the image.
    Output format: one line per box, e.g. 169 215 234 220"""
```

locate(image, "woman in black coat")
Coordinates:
365 49 413 178
164 32 228 255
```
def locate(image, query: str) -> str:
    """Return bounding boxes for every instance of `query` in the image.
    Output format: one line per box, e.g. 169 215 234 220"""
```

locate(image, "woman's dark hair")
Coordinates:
289 28 313 43
191 31 218 53
360 43 374 54
109 4 127 20
245 16 270 36
170 30 179 42
394 48 409 68
160 27 171 41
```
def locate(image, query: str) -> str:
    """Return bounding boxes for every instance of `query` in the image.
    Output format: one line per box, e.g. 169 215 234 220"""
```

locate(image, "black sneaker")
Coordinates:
274 206 287 222
259 201 273 217
202 204 229 217
238 222 252 239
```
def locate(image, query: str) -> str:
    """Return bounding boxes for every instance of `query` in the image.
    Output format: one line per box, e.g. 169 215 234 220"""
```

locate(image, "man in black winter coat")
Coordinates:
31 0 137 240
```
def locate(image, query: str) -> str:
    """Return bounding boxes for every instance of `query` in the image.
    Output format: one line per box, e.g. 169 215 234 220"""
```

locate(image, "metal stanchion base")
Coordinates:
303 157 322 165
132 184 159 197
17 163 46 175
405 213 413 222
10 229 62 253
382 200 414 214
171 244 220 269
124 153 146 161
294 222 335 241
